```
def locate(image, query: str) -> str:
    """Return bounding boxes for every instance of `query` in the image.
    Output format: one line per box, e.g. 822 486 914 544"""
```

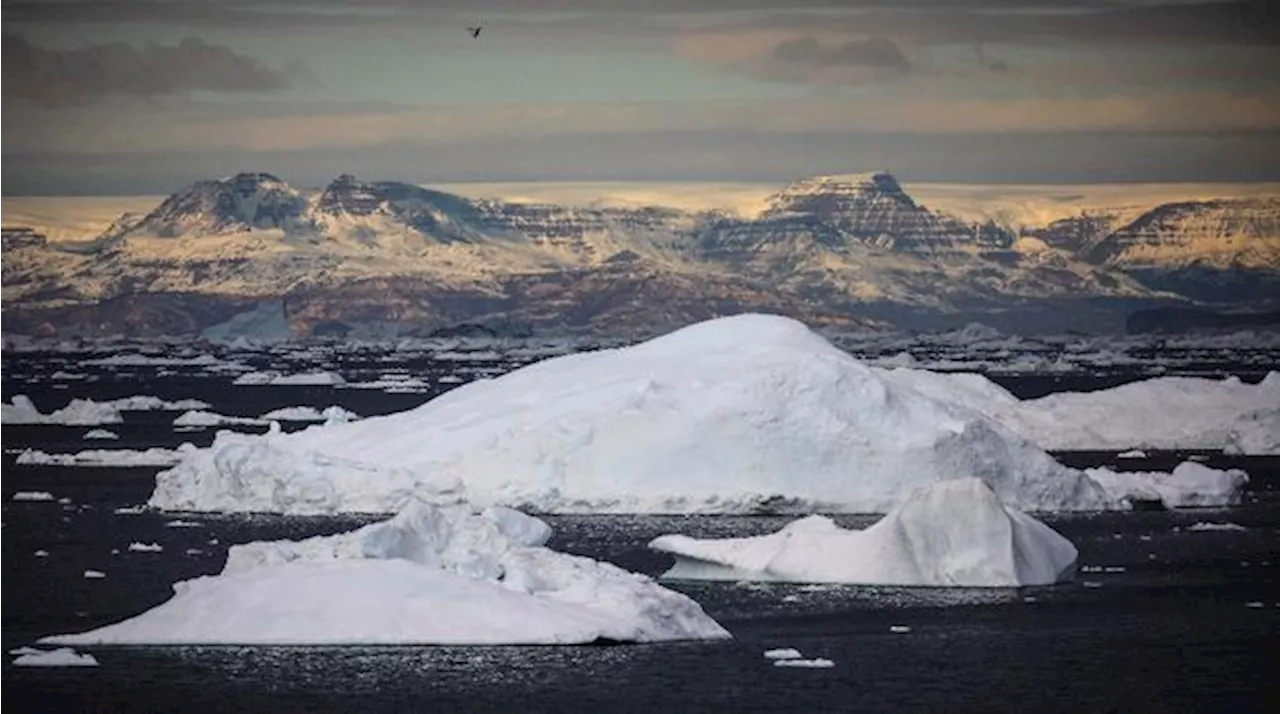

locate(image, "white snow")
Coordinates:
763 648 803 660
1085 462 1248 508
173 410 266 427
1186 521 1248 532
16 446 193 467
258 406 359 423
149 315 1116 516
83 429 120 440
11 647 99 667
128 542 164 552
650 478 1078 586
40 501 729 646
12 491 56 502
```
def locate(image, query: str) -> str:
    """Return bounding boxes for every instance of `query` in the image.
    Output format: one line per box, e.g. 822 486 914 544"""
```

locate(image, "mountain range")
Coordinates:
3 171 1278 337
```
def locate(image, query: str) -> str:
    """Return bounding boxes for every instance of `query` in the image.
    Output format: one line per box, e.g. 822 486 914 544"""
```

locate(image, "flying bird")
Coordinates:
467 26 482 38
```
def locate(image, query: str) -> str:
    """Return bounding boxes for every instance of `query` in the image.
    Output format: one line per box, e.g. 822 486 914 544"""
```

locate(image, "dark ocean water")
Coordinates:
3 353 1279 712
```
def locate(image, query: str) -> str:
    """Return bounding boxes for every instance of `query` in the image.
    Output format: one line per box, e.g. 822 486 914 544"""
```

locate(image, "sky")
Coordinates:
3 0 1279 194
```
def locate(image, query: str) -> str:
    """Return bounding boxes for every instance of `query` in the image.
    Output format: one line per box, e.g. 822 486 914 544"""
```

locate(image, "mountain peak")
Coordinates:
123 172 306 238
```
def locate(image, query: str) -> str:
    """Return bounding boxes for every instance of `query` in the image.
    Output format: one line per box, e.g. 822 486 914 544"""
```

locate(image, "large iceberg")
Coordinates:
40 501 728 646
151 314 1118 515
650 478 1078 587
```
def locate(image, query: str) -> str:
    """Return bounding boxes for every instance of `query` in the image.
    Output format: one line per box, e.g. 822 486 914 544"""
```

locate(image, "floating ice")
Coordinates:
1085 462 1248 509
3 395 121 425
83 570 106 579
128 542 164 553
764 648 803 660
83 429 120 440
1117 449 1147 459
1186 521 1248 532
889 625 912 633
12 491 56 502
173 411 266 427
149 315 1116 515
774 658 834 668
11 647 98 667
233 371 346 386
39 501 729 646
258 406 360 423
650 479 1078 587
881 369 1280 454
16 446 194 468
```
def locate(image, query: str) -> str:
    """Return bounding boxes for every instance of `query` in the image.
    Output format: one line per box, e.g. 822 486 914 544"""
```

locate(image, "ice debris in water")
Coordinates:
764 648 803 660
774 658 835 669
128 542 164 553
83 570 106 579
12 492 55 502
11 647 99 667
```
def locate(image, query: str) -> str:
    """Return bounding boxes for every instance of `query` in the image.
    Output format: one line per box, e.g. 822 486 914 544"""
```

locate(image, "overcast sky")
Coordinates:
3 0 1279 194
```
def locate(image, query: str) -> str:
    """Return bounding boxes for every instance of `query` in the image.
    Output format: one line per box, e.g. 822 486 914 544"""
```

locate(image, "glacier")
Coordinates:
39 501 729 646
650 478 1078 587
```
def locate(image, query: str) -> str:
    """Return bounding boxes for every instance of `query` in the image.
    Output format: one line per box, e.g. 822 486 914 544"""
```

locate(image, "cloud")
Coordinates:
9 90 1280 158
1 34 299 105
772 36 911 72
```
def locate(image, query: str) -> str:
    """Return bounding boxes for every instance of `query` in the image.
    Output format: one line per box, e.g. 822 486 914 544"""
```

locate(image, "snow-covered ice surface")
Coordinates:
11 647 99 667
40 501 729 646
650 479 1078 586
150 315 1121 515
875 369 1280 454
15 446 194 467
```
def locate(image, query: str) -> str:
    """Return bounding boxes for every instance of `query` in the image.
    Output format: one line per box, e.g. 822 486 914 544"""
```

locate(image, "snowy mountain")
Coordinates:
3 171 1275 337
111 172 311 238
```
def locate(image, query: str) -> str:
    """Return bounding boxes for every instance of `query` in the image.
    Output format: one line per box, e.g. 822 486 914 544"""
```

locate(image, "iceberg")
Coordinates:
1085 462 1248 509
39 501 728 646
258 406 359 423
83 429 120 440
878 369 1280 454
150 314 1114 515
2 394 212 425
649 479 1078 587
173 410 266 427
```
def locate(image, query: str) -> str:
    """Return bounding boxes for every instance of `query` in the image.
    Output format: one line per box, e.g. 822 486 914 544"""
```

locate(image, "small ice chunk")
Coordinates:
128 542 163 553
1103 566 1126 573
774 658 835 668
1187 521 1247 532
11 647 99 667
889 625 912 634
763 648 803 660
165 520 203 528
84 429 119 440
34 550 49 557
1082 581 1102 588
114 505 147 515
1117 449 1147 459
12 491 55 502
83 570 106 579
186 548 203 556
1245 601 1264 608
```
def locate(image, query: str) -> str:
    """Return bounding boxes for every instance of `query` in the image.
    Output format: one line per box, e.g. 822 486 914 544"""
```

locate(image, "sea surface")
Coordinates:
3 343 1279 712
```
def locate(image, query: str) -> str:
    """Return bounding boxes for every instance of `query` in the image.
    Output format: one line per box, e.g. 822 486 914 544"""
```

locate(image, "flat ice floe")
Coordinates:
650 479 1078 586
10 647 99 667
40 501 729 646
16 445 194 467
2 394 211 425
151 314 1120 515
878 369 1280 454
233 371 346 386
